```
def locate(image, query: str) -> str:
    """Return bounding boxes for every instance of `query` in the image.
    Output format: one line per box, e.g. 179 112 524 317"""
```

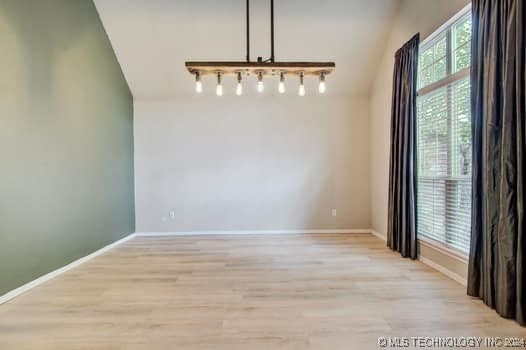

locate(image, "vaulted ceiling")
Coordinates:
94 0 400 99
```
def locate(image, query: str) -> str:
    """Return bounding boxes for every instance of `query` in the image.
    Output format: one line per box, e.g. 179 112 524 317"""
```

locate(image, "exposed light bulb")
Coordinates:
278 82 285 94
195 72 202 93
318 82 326 94
318 72 326 93
298 72 305 96
216 72 223 96
236 72 243 96
257 72 264 93
278 72 285 94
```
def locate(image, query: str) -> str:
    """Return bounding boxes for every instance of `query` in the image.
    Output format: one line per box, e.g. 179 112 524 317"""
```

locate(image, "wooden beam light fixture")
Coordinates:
185 0 335 96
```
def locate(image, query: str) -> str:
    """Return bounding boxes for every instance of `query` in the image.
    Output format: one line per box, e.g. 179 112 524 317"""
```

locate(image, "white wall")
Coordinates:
93 0 398 233
128 0 473 237
369 0 470 237
135 94 370 232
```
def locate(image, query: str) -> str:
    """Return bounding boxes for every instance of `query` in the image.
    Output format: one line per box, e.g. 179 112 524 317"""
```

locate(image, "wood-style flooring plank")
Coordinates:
0 233 524 349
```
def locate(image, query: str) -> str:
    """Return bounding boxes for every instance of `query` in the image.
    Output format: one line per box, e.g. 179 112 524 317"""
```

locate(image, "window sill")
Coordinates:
418 236 469 264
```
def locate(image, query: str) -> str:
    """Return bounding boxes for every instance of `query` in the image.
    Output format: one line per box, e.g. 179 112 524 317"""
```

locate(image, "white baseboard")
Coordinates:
135 229 371 237
370 229 387 241
419 256 467 286
0 233 136 305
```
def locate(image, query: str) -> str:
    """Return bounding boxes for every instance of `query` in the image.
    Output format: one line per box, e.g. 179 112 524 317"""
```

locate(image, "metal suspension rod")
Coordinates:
246 0 250 62
270 0 275 62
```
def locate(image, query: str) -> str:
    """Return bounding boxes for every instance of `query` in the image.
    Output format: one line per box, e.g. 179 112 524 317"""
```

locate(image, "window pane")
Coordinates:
417 88 448 177
419 67 433 88
420 47 434 69
418 34 447 89
435 36 447 59
417 178 446 242
453 15 472 72
433 57 447 83
454 16 472 48
416 81 472 253
445 178 472 251
451 77 472 177
453 44 471 72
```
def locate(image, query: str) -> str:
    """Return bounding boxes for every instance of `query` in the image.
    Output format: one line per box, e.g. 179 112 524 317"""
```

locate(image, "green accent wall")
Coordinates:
0 0 135 295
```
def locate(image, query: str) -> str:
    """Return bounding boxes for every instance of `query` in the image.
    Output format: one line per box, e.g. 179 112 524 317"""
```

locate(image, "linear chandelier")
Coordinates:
185 0 335 96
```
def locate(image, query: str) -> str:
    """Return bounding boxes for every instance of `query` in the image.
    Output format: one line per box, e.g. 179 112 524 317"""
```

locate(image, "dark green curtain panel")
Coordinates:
387 34 419 260
468 0 525 325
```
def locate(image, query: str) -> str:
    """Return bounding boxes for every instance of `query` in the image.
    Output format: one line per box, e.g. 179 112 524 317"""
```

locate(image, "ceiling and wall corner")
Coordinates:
93 0 401 232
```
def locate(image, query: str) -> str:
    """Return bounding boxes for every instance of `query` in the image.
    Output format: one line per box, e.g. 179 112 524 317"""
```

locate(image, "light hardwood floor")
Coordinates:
0 233 524 349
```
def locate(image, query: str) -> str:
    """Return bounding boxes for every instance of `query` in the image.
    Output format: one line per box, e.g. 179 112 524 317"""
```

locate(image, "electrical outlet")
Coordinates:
169 211 176 219
331 209 337 217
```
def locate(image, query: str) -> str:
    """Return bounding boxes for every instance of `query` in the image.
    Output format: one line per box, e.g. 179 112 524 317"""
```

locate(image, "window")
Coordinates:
416 6 472 254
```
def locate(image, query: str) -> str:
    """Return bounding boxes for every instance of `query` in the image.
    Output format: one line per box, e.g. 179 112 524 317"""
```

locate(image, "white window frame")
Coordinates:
416 3 472 260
